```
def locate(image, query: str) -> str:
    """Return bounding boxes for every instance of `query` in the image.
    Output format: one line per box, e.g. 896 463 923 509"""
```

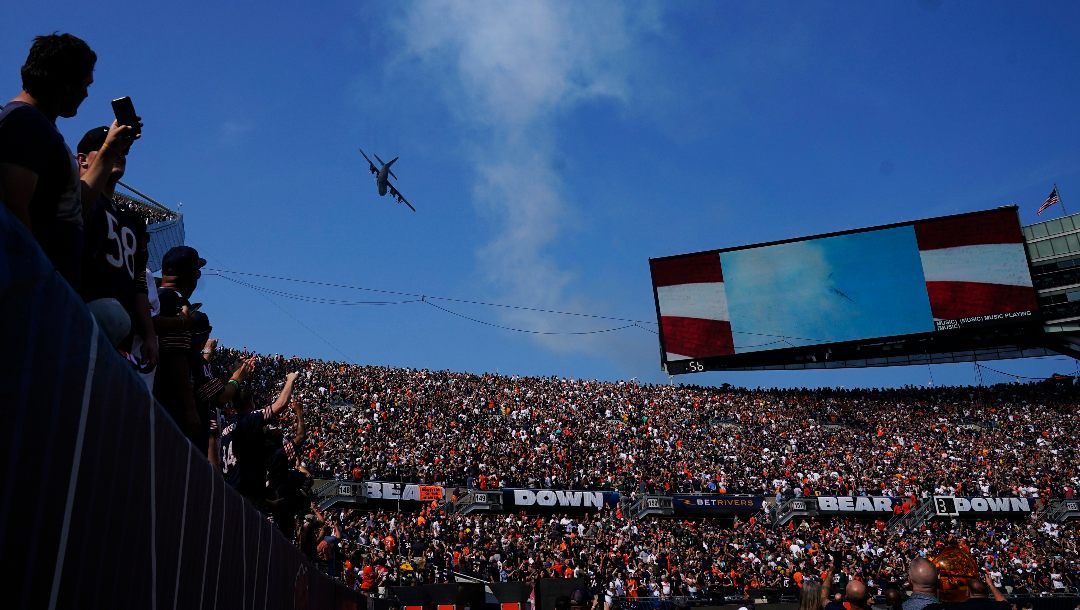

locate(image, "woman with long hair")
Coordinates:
799 564 835 610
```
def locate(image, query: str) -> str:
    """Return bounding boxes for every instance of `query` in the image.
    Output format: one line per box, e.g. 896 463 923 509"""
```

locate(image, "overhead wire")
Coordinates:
974 361 1062 382
215 273 355 362
216 274 421 306
211 267 657 336
421 299 639 335
208 267 657 325
207 266 843 345
212 269 648 336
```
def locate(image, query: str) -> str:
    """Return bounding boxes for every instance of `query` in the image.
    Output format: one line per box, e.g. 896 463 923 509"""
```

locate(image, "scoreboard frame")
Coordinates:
650 206 1048 374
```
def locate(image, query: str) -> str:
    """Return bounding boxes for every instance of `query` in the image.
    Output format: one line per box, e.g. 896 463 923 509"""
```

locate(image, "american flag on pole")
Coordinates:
1037 186 1060 215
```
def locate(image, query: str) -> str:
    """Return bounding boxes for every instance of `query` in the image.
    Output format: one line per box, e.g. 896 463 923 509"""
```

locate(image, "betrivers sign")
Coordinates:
816 496 1031 514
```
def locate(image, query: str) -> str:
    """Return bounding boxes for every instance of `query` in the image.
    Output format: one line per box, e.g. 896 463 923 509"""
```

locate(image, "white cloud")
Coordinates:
396 1 661 351
399 2 649 126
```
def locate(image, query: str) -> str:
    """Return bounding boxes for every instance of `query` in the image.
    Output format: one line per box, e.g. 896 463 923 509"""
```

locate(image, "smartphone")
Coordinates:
111 96 138 127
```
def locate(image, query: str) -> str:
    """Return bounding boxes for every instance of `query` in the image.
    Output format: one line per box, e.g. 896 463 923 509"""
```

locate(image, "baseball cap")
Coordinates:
161 246 207 277
87 298 131 347
77 126 110 155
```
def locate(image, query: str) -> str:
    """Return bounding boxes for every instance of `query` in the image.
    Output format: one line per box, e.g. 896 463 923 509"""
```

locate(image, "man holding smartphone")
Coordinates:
0 33 138 289
76 125 157 372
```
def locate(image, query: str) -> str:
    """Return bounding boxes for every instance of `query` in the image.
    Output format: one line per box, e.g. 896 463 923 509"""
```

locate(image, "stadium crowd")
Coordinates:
4 31 1079 607
306 506 1078 601
208 348 1080 599
219 349 1079 501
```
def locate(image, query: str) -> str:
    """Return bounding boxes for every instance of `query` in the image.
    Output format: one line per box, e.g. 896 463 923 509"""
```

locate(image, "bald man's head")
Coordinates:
846 580 869 607
908 558 939 593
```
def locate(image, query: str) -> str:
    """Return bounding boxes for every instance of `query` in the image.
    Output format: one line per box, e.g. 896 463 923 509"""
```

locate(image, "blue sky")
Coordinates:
5 1 1080 388
722 226 934 352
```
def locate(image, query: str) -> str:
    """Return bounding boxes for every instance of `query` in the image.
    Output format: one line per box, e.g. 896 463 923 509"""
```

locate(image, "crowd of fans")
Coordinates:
4 31 1079 608
113 190 177 225
220 350 1079 501
304 507 1077 603
207 349 1080 600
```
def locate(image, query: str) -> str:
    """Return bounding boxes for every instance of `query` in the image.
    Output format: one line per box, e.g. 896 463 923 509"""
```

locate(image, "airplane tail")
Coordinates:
386 157 399 180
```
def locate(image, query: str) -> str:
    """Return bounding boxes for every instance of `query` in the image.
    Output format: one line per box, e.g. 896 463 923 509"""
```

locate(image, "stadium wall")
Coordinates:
0 206 362 609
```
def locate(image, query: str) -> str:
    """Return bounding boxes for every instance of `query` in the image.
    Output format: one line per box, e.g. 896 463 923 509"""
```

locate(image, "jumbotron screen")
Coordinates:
650 207 1038 366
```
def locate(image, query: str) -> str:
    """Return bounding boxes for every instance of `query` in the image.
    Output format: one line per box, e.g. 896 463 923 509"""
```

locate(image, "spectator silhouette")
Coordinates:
153 245 206 440
1 33 137 287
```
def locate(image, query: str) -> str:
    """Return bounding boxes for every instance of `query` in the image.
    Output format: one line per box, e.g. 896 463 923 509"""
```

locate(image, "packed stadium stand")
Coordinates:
214 347 1080 603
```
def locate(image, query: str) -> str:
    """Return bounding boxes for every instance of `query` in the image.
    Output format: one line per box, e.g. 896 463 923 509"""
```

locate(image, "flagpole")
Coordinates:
1057 183 1068 216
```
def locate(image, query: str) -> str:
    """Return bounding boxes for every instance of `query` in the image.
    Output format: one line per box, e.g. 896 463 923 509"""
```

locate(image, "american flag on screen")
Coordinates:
914 209 1037 322
1037 186 1060 215
651 253 735 361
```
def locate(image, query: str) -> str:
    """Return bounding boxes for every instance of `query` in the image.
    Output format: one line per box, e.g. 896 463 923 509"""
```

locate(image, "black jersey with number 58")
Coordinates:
80 196 148 322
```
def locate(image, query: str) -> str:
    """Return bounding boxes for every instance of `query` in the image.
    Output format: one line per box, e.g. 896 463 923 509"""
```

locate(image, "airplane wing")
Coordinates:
358 149 379 175
387 182 416 212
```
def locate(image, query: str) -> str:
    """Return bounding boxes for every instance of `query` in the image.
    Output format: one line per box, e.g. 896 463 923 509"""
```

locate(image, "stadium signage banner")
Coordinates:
946 497 1031 514
503 489 620 511
816 496 898 513
365 481 446 502
672 495 764 516
419 485 444 501
815 496 1032 515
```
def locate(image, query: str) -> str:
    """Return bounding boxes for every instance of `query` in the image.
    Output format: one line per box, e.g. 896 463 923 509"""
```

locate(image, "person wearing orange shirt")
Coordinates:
360 561 379 594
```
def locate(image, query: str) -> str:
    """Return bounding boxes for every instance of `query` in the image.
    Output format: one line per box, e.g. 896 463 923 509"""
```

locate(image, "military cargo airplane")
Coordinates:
359 148 416 212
